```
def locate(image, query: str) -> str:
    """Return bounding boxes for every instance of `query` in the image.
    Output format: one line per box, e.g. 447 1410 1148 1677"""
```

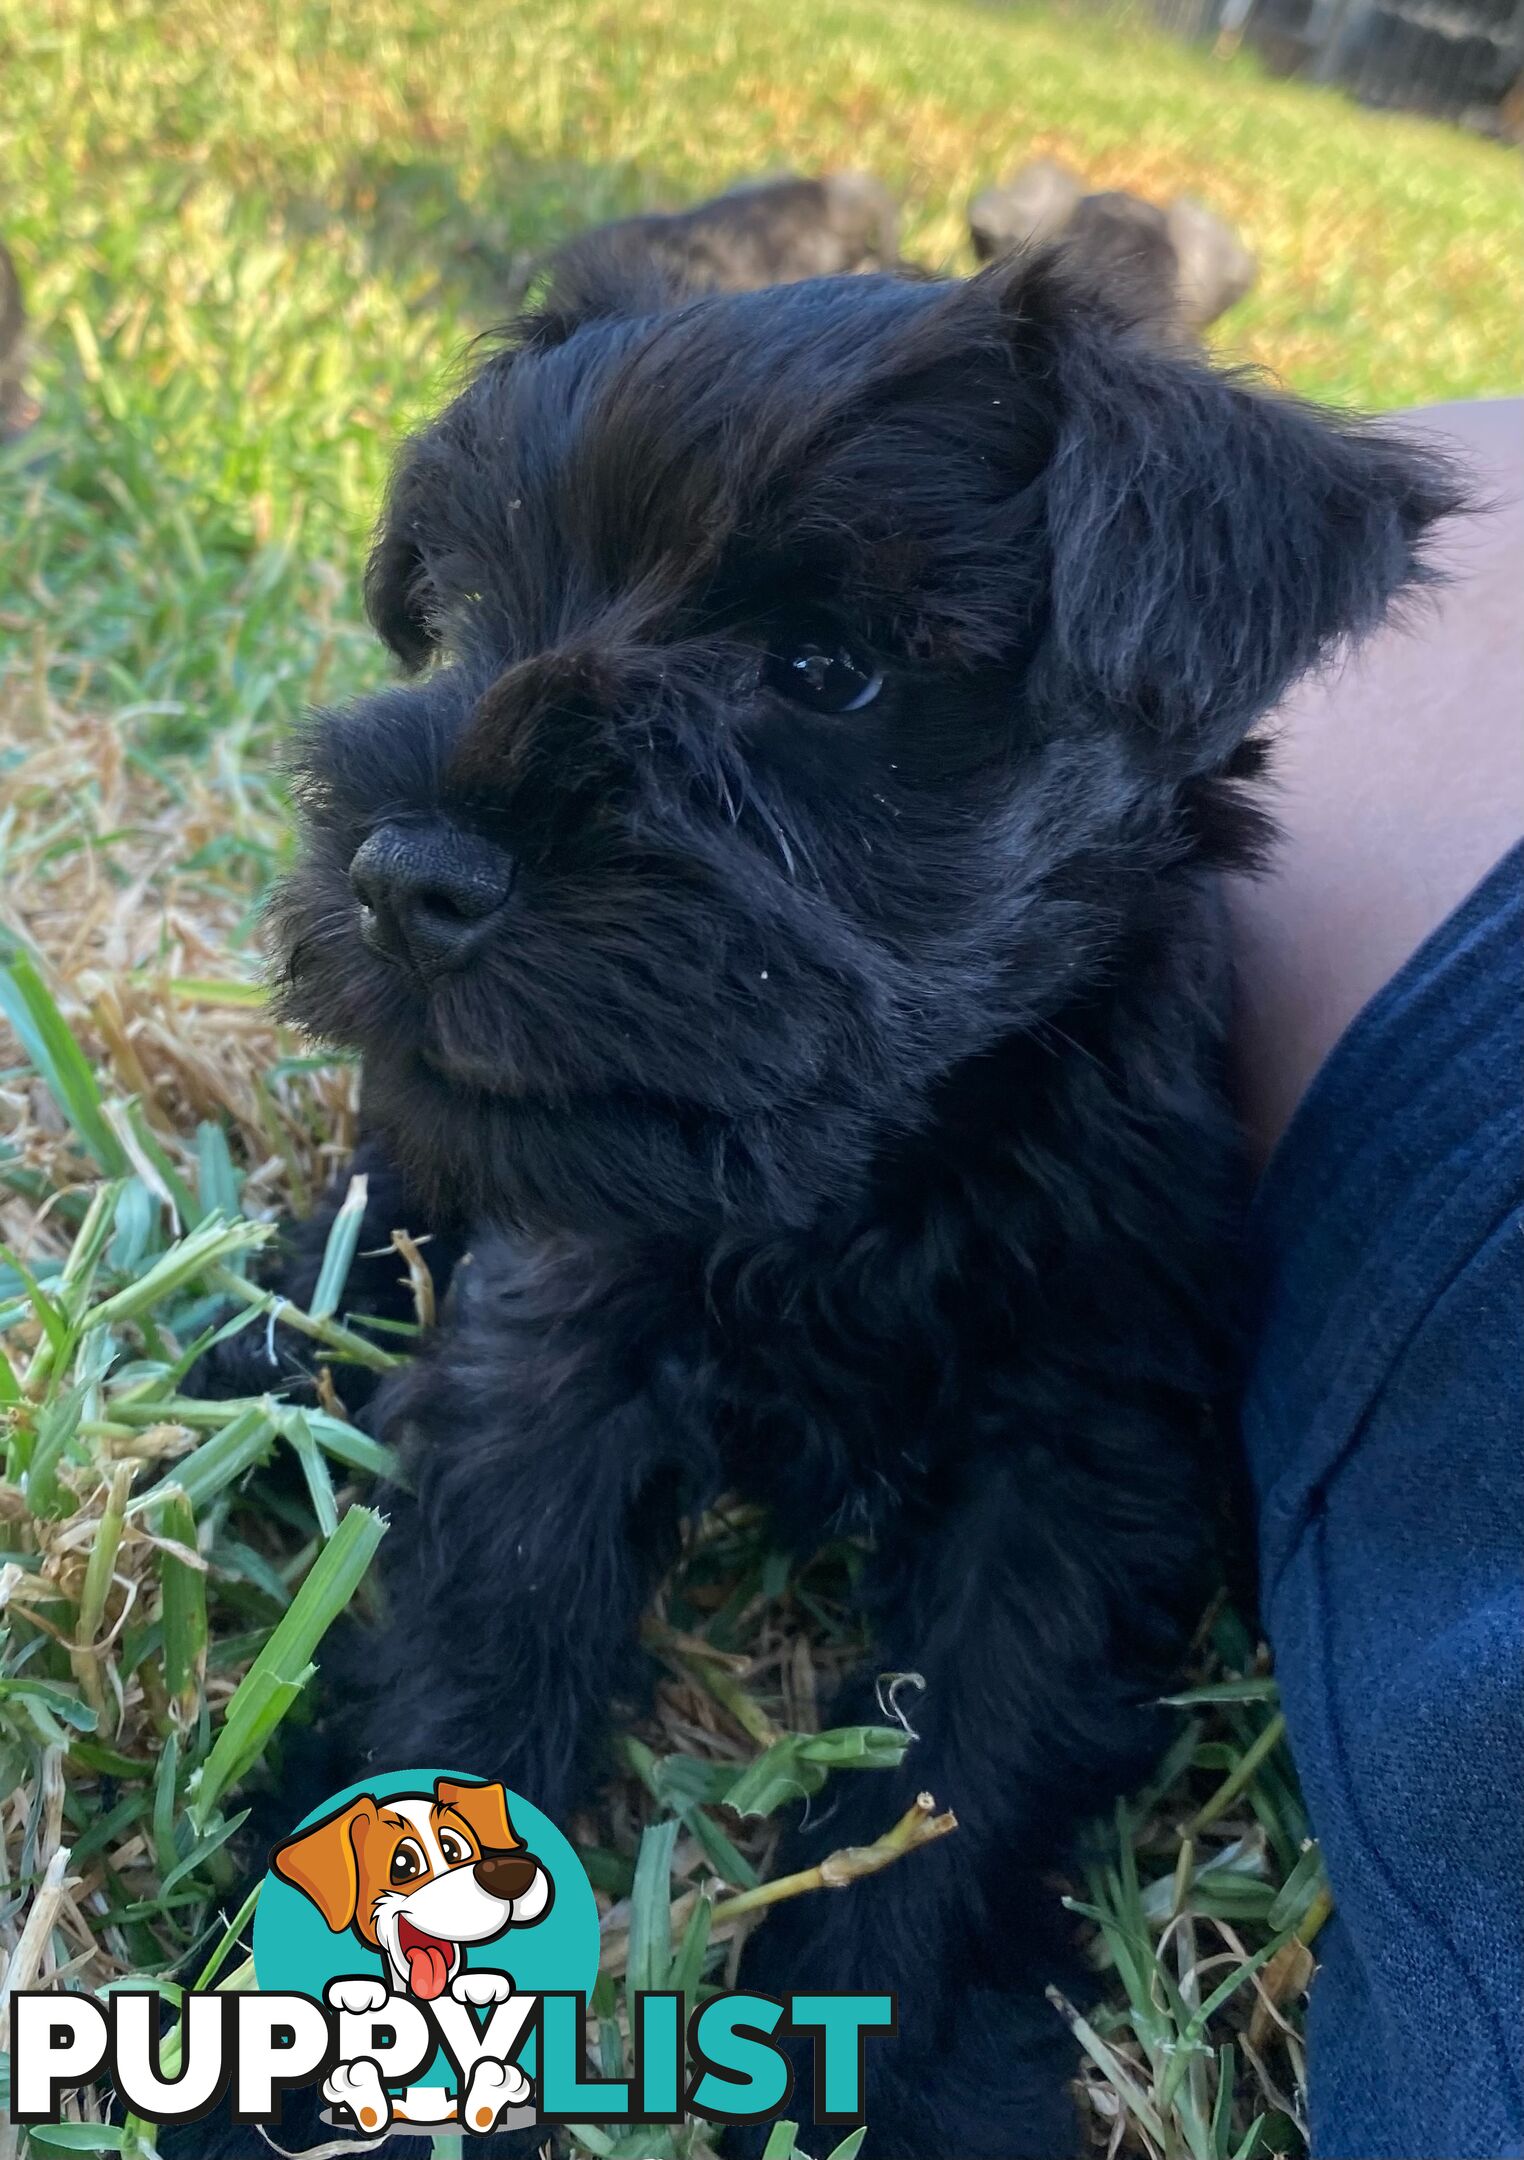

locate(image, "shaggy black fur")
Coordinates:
197 249 1458 2156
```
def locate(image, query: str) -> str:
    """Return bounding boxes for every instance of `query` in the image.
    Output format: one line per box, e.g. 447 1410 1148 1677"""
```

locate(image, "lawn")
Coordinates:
0 0 1517 2155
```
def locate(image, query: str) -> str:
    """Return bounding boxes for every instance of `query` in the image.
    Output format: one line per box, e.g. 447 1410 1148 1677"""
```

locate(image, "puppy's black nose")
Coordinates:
349 820 515 976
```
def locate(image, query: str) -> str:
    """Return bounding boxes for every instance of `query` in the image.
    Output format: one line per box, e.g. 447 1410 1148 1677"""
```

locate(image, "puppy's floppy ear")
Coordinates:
434 1777 523 1853
365 440 445 671
523 227 696 347
364 233 687 674
270 1795 377 1931
1005 258 1467 768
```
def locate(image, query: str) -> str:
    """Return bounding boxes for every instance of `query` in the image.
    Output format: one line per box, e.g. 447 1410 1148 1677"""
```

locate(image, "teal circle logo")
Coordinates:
252 1768 598 2135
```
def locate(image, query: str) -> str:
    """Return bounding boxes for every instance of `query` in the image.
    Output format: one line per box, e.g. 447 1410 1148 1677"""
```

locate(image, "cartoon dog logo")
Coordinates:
271 1776 553 2132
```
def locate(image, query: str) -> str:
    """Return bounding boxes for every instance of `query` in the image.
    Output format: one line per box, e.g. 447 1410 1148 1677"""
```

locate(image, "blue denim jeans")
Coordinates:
1243 843 1523 2160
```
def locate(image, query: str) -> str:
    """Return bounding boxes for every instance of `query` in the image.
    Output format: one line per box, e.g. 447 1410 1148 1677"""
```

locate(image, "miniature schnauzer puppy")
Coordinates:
223 246 1456 2154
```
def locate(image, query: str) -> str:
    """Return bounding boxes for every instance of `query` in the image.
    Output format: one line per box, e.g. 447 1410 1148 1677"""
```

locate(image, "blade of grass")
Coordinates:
155 1490 208 1717
131 1402 277 1517
306 1173 369 1320
0 953 130 1174
626 1816 680 1999
188 1503 386 1826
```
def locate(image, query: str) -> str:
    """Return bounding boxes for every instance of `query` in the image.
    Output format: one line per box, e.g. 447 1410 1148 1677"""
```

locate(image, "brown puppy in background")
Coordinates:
970 157 1258 337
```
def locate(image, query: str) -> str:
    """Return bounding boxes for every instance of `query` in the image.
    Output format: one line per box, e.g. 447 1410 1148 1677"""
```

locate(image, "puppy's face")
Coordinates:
276 257 1455 1237
271 1778 551 2000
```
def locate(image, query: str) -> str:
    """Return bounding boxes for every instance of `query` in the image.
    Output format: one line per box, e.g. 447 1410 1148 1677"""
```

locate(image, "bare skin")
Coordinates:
1230 398 1524 1167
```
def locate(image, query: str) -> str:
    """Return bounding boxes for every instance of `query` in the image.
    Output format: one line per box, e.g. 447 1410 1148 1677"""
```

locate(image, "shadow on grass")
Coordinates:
270 145 732 321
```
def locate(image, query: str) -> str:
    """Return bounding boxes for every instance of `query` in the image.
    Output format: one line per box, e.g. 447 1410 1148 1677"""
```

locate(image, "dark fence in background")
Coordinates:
1148 0 1524 132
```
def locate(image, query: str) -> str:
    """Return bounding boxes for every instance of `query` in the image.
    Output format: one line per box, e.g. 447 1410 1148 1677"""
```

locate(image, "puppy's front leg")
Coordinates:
190 1127 462 1407
738 1396 1207 2159
357 1234 716 1820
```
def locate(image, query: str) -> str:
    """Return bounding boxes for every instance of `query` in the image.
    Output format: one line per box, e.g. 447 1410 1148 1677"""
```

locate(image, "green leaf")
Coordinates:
151 976 268 1008
81 1214 270 1334
1160 1676 1281 1708
0 1676 99 1732
1188 1929 1297 2035
723 1725 908 1818
107 1178 160 1273
132 1403 277 1516
0 954 129 1174
26 2127 129 2152
25 1379 94 1519
685 1803 759 1890
189 1504 387 1824
1266 1840 1327 1932
116 1098 199 1225
153 1727 181 1879
160 1806 250 1893
1211 2044 1239 2156
194 1120 244 1225
668 1891 713 1996
307 1172 369 1320
155 1491 208 1708
195 1879 263 1988
289 1406 395 1484
281 1409 339 1538
626 1816 679 1998
621 1741 758 1889
0 1240 69 1356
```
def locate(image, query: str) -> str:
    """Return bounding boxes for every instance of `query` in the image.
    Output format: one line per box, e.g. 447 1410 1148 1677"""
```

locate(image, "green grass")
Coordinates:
0 0 1518 2154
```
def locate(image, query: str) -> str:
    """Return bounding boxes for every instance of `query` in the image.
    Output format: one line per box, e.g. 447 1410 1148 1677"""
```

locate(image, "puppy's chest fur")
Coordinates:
429 875 1242 1546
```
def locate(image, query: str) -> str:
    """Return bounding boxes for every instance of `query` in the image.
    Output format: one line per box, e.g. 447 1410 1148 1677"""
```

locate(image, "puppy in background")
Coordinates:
970 156 1258 336
205 241 1457 2155
525 170 904 310
1 241 39 439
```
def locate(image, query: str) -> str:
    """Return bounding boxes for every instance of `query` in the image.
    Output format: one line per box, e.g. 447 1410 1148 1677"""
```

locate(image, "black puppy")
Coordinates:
231 250 1455 2155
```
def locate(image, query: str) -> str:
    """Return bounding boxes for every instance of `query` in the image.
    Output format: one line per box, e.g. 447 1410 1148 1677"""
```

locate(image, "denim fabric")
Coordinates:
1244 841 1523 2160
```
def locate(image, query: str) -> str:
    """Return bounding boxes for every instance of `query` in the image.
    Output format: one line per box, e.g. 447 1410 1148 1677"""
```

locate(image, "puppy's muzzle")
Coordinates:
349 818 515 976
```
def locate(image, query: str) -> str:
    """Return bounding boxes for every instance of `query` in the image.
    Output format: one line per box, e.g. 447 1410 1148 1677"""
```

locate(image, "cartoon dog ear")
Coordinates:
270 1796 377 1931
434 1778 522 1853
996 255 1467 770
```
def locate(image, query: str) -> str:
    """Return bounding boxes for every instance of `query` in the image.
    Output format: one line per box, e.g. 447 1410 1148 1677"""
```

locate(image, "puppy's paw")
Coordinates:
182 1309 316 1403
326 1975 392 2016
451 1969 515 2006
324 2059 392 2135
461 2057 533 2133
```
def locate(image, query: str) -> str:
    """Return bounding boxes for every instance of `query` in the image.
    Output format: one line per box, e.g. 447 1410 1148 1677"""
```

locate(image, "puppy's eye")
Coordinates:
389 1838 427 1885
438 1828 472 1866
763 631 882 714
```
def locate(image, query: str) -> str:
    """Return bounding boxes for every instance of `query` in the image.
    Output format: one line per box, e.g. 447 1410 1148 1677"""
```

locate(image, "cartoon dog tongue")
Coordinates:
399 1920 452 2000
